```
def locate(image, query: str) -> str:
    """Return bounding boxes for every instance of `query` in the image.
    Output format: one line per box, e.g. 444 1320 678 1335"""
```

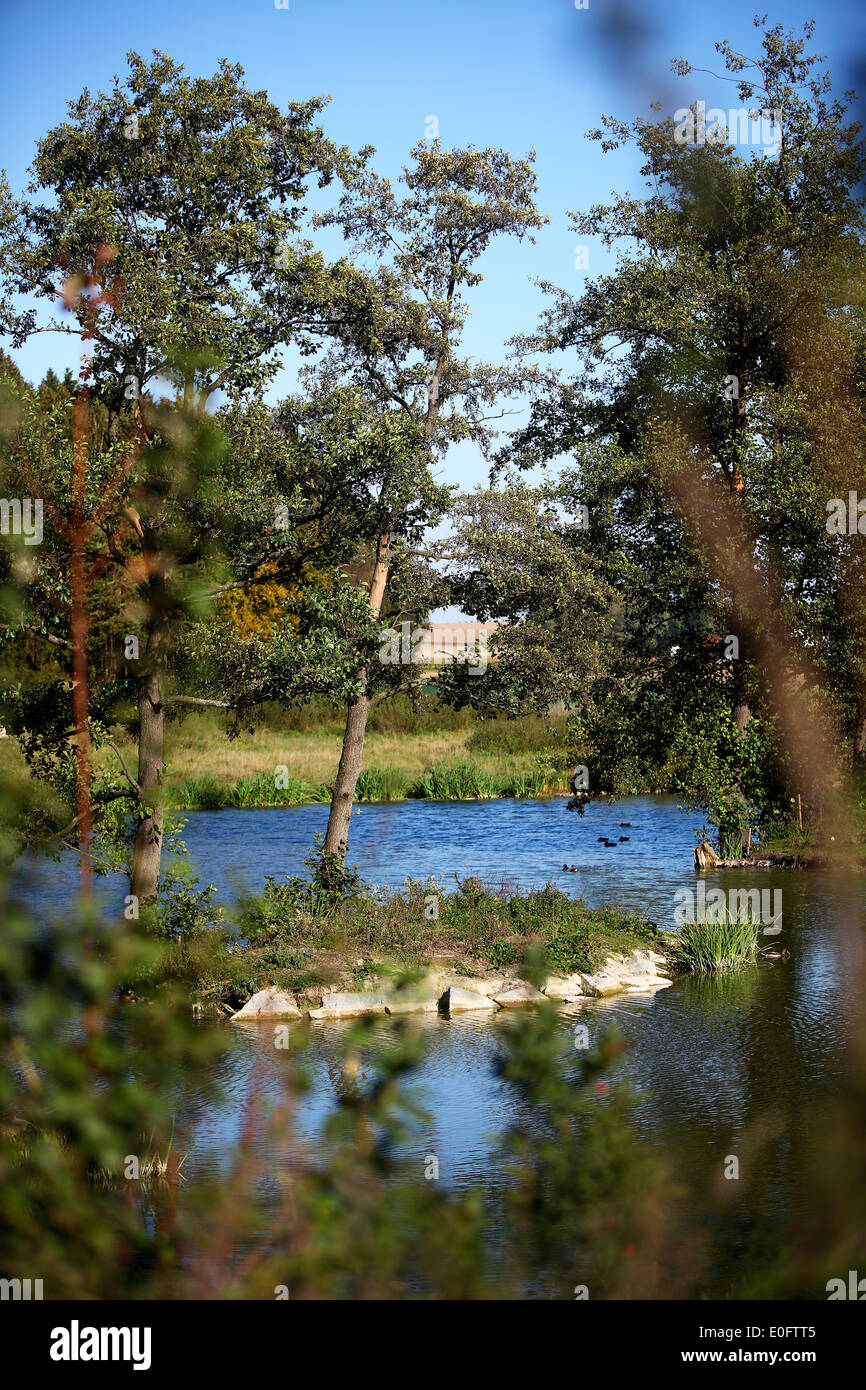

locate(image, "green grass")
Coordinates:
96 696 582 809
416 755 570 802
667 911 764 973
717 829 747 859
165 752 574 810
416 761 502 799
355 765 412 801
0 692 599 812
466 713 570 755
193 877 664 1005
168 771 330 810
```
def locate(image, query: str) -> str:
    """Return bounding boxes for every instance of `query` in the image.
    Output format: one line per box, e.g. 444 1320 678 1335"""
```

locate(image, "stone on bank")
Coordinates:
439 985 498 1012
308 992 389 1019
228 950 672 1022
493 981 548 1007
229 986 302 1021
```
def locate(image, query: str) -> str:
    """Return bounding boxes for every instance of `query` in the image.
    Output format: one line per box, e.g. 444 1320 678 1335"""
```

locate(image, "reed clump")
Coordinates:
667 911 765 974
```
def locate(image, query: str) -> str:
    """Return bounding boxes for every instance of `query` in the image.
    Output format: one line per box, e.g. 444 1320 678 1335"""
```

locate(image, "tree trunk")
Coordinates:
323 533 390 863
729 669 752 852
730 635 753 736
323 688 372 859
130 571 168 903
729 372 752 740
728 637 752 853
69 546 93 896
733 694 752 734
69 386 94 895
130 661 165 902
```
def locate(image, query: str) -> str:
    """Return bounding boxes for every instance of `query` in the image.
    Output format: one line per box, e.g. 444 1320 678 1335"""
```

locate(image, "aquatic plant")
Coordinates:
666 911 764 973
168 772 329 810
355 765 412 801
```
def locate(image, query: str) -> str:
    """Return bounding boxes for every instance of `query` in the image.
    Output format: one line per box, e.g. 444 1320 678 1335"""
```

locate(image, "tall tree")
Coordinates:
0 51 365 900
500 19 866 844
309 139 546 860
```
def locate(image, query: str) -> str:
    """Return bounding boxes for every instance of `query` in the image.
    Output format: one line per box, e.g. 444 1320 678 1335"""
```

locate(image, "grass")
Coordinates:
95 699 577 808
168 770 330 810
666 911 764 973
417 761 508 799
466 716 572 756
164 755 574 810
355 765 412 801
157 701 575 803
7 1124 187 1193
92 1141 187 1191
190 876 664 1006
0 696 579 809
717 829 748 859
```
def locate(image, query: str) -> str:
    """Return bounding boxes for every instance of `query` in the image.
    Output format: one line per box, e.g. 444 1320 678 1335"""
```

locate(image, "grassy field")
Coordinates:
0 696 578 809
130 699 575 806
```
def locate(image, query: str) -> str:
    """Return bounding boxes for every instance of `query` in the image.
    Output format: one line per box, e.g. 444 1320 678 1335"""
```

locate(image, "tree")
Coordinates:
307 139 547 861
0 340 224 893
498 19 866 845
0 51 366 900
176 384 436 730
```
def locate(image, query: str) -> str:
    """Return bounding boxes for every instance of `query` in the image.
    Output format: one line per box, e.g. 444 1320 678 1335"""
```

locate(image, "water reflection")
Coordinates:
15 794 866 1262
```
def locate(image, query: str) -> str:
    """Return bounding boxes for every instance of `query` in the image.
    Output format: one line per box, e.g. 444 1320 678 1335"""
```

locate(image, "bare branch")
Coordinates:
104 739 142 796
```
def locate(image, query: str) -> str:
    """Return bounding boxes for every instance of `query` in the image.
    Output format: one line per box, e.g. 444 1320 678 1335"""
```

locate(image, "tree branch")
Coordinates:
104 739 142 796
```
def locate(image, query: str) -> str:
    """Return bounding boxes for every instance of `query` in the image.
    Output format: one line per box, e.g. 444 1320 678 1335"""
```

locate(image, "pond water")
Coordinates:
16 794 866 1293
19 791 736 919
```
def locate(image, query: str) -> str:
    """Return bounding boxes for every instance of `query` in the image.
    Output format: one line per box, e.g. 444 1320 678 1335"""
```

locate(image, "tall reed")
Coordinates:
667 910 765 973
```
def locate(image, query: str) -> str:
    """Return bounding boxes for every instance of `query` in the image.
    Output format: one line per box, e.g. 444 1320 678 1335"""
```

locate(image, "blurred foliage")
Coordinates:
444 20 866 853
1 23 866 1306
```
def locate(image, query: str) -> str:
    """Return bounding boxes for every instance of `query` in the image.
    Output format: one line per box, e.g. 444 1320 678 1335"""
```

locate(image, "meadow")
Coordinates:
122 698 577 808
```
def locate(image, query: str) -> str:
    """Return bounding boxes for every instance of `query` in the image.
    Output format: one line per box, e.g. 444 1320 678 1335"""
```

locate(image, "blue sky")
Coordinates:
2 0 865 499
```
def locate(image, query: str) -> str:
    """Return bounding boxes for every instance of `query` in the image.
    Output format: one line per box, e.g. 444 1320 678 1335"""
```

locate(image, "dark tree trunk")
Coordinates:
323 689 372 859
130 564 168 903
323 534 390 864
68 385 95 894
729 373 752 740
130 663 165 902
729 642 752 852
733 695 753 734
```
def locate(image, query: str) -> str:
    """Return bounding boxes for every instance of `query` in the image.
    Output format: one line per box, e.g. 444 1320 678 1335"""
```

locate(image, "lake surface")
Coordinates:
16 794 866 1295
20 791 735 922
179 792 704 919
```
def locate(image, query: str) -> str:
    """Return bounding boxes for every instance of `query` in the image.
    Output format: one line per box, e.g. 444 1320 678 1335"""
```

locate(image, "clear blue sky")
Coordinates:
2 0 864 498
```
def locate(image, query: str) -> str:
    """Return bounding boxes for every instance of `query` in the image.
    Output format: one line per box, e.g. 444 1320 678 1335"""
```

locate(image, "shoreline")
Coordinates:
165 782 689 812
192 879 673 1018
706 850 865 871
166 775 576 811
225 947 676 1024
